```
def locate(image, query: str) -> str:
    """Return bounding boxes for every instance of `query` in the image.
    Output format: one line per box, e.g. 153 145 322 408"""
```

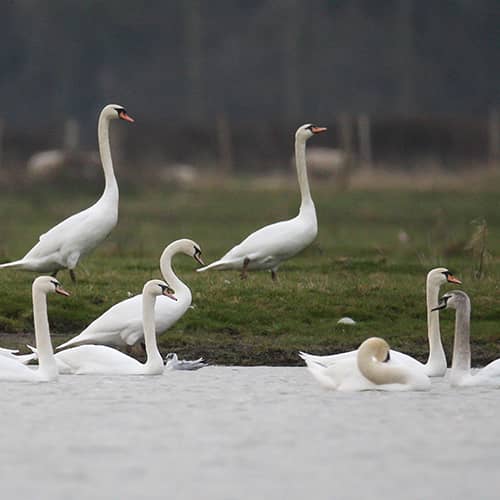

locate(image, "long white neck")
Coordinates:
357 349 407 386
450 300 471 380
160 244 191 301
32 288 58 381
425 279 447 375
97 111 119 204
295 135 315 214
142 291 164 374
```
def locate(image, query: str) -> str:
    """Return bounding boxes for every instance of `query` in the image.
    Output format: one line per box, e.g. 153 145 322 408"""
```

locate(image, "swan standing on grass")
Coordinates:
0 276 69 382
57 239 204 349
197 124 327 280
433 290 500 387
0 104 134 282
299 267 461 377
28 280 176 375
304 337 431 391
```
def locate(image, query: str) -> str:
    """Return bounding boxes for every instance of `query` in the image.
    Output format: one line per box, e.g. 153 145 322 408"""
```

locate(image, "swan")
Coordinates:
29 279 176 375
0 276 69 382
56 239 203 349
0 104 134 282
304 337 430 391
433 290 500 387
299 267 462 377
196 123 327 280
165 352 207 370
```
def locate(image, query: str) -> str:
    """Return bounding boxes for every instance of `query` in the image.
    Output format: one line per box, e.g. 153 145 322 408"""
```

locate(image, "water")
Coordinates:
1 367 499 500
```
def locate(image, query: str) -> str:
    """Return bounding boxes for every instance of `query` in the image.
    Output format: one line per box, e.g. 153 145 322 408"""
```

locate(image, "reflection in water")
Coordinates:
0 367 499 500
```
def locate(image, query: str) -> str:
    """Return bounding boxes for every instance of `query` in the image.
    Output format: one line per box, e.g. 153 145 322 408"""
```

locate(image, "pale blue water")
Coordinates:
1 367 499 500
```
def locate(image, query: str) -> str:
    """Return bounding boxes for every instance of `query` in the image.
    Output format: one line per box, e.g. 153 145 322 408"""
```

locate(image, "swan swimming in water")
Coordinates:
57 239 203 349
0 104 134 282
197 124 326 280
299 267 461 377
304 337 431 391
0 276 69 382
433 290 500 387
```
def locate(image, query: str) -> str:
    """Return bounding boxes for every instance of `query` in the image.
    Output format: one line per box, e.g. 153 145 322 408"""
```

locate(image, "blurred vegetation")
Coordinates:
0 178 499 365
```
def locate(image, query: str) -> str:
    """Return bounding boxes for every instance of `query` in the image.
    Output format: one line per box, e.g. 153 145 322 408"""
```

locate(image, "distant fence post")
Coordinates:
216 113 233 176
489 107 499 170
338 113 353 188
357 113 372 170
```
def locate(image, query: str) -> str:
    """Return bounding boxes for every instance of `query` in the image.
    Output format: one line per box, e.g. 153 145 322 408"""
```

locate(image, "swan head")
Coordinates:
33 276 70 297
358 337 391 363
164 239 204 266
427 267 462 287
432 290 470 312
296 124 327 141
101 104 134 123
143 279 177 301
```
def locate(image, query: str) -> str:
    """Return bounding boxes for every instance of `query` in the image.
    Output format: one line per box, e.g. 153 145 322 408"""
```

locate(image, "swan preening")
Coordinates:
304 337 430 391
197 124 326 280
0 104 134 282
299 267 461 377
0 276 69 382
433 290 500 387
57 239 203 349
30 279 176 375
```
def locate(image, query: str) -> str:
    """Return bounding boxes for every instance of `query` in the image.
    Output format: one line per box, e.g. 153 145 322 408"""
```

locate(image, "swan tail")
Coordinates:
14 345 38 364
303 358 338 389
196 260 230 272
0 259 26 270
56 336 81 350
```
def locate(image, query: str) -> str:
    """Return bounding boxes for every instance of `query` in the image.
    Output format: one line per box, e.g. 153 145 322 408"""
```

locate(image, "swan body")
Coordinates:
434 290 500 387
0 104 134 278
34 280 176 375
0 276 69 382
304 337 431 391
299 267 461 377
197 124 326 280
57 239 203 349
165 352 207 371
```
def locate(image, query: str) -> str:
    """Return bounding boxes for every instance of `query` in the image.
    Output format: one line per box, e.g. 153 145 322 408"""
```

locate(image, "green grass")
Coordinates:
0 179 499 365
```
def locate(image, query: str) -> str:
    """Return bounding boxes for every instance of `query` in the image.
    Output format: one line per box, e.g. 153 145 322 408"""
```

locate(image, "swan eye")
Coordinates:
50 279 59 287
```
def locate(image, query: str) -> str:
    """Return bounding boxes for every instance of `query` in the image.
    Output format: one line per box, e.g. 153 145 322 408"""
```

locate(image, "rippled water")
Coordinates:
1 367 499 500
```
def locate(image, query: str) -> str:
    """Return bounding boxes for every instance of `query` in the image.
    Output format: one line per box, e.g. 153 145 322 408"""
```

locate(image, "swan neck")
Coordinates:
32 288 57 379
451 301 471 376
160 246 188 295
295 136 313 211
142 292 163 372
357 349 407 386
425 279 447 373
97 112 118 200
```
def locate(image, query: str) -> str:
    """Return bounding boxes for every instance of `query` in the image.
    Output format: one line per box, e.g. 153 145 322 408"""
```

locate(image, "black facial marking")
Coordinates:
384 351 391 362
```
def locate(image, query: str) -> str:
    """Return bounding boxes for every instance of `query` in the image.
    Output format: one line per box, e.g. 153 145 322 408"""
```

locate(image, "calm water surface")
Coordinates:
1 367 499 500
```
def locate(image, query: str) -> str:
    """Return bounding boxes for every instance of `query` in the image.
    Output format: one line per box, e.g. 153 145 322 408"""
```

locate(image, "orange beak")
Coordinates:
447 274 462 285
311 126 327 134
119 111 135 123
56 286 71 297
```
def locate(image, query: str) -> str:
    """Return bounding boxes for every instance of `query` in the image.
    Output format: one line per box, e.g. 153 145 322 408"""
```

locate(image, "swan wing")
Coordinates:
55 345 142 375
0 356 38 381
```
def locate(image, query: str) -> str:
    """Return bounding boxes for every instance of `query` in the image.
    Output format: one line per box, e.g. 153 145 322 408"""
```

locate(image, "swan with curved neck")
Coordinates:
299 267 461 377
197 124 326 280
31 280 176 375
0 276 69 382
433 290 500 387
304 337 430 391
0 104 134 282
56 239 203 349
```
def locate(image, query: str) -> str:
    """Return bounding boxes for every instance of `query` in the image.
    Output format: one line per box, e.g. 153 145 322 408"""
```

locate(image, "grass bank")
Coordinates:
0 177 499 365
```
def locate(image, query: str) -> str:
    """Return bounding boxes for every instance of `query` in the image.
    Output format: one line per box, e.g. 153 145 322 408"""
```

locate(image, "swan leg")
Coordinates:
240 258 250 280
271 269 278 281
69 269 77 283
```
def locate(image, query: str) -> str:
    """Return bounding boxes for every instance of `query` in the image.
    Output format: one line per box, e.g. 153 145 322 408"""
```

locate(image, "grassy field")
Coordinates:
0 173 499 365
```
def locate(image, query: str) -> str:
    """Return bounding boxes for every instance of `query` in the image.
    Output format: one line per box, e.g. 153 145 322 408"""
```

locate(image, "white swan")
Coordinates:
30 279 176 375
0 276 69 382
165 352 207 371
304 337 431 391
433 290 500 387
0 104 134 282
56 239 203 349
299 267 461 377
196 124 326 280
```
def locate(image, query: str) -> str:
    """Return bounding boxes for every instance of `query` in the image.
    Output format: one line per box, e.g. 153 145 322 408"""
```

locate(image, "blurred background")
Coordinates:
0 0 499 184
